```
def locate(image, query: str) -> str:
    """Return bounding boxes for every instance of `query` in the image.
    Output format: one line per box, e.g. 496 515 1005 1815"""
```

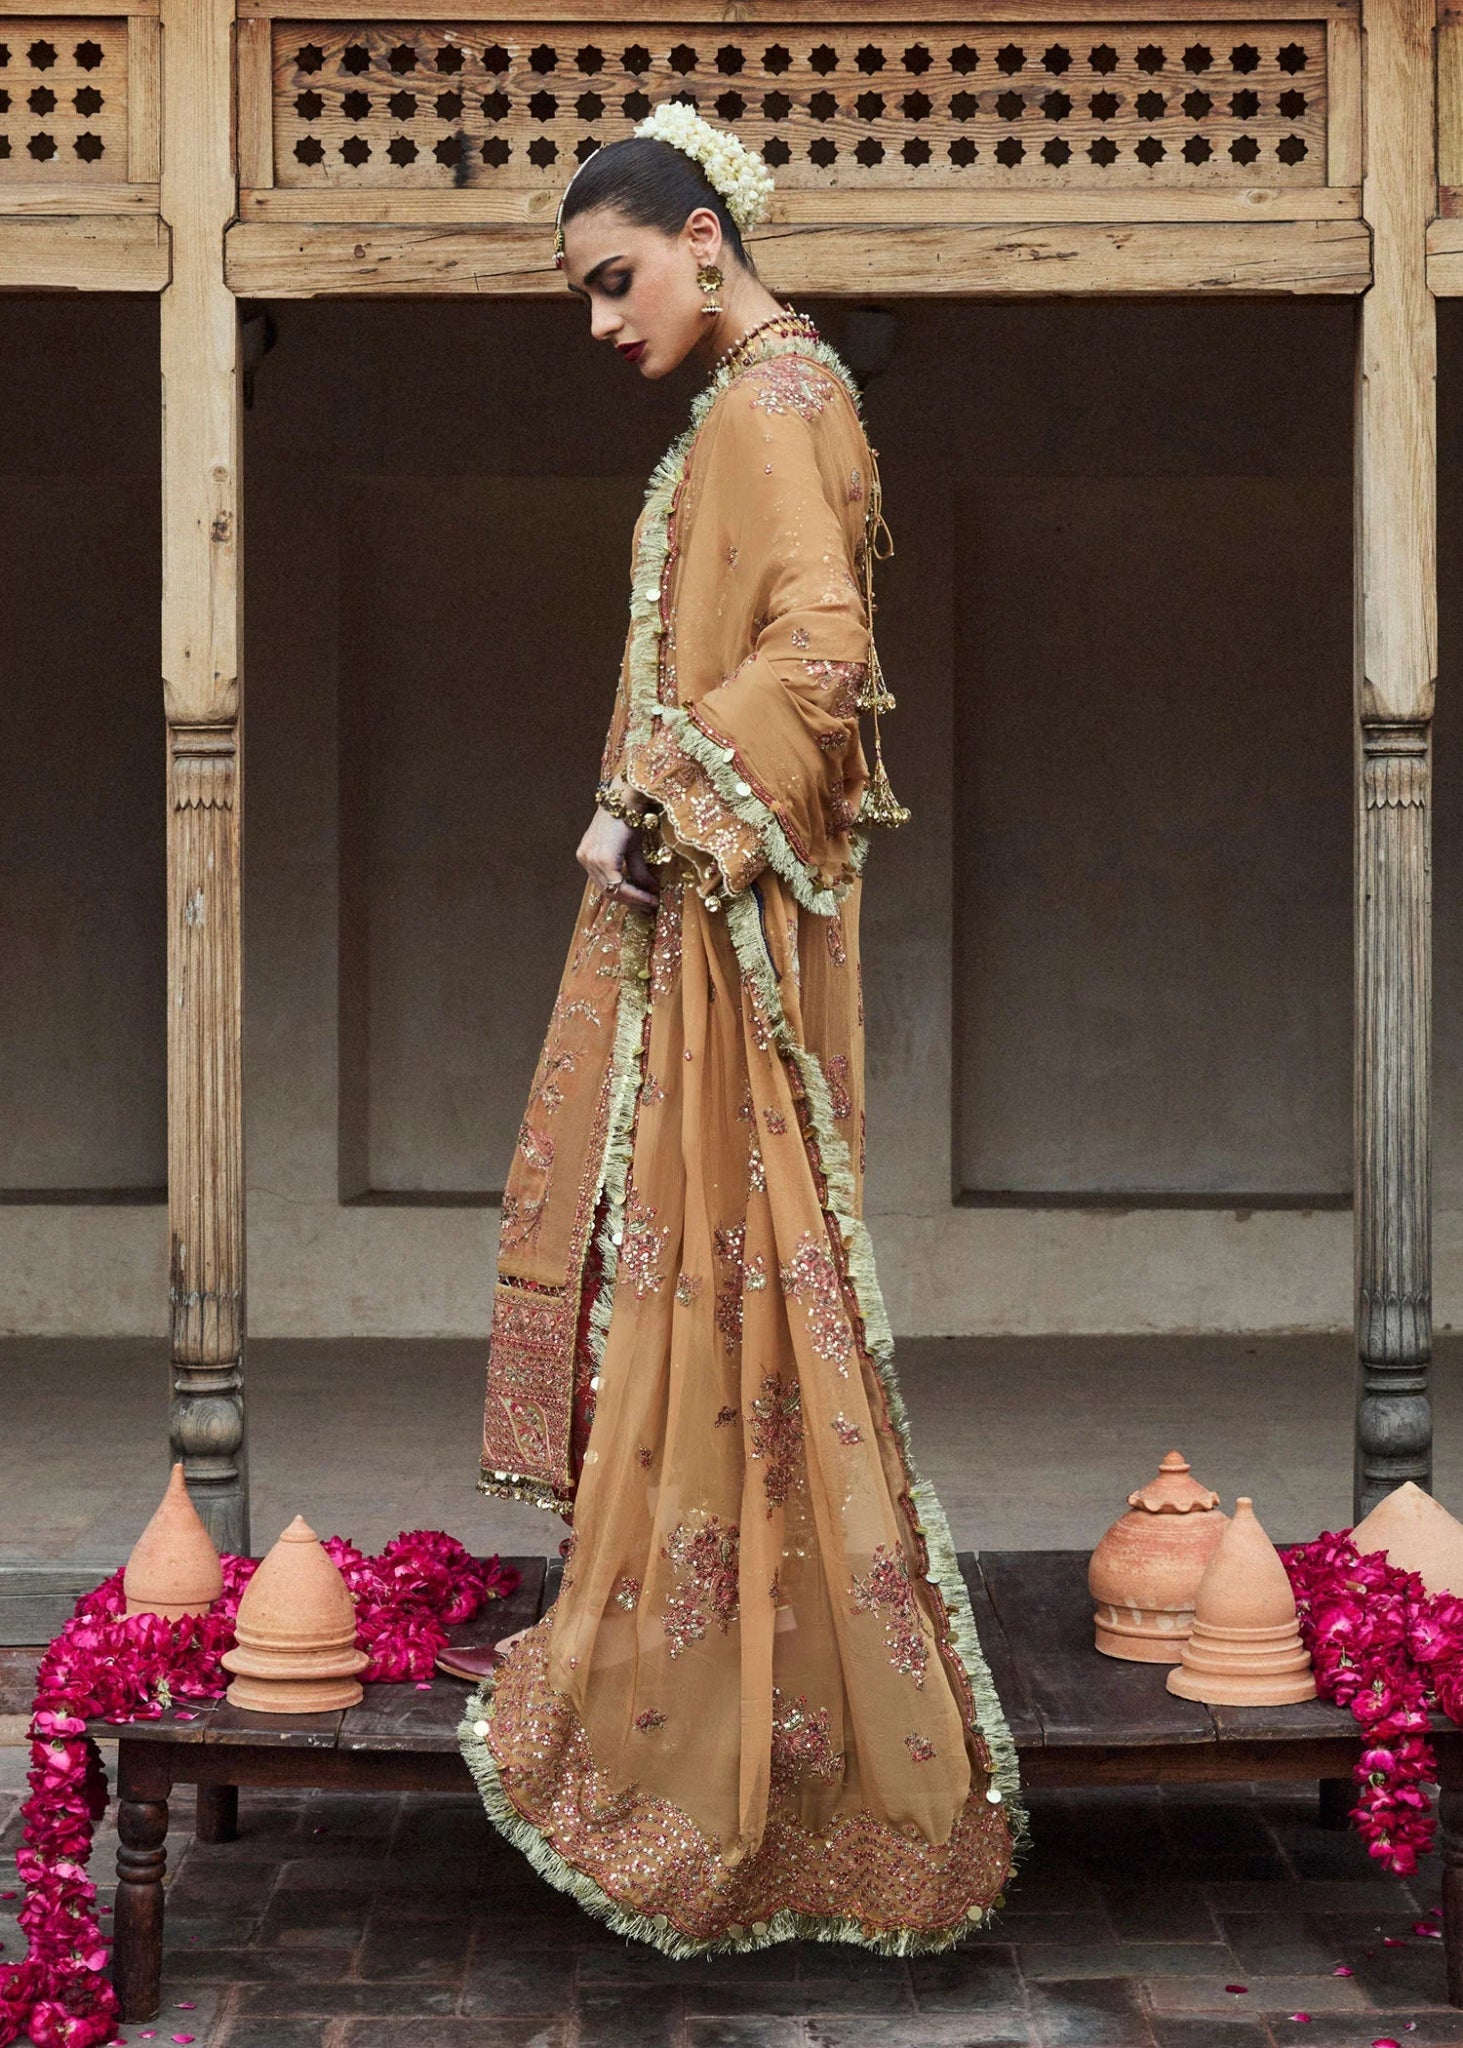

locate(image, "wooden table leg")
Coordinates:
114 1739 172 2022
196 1782 238 1843
1318 1775 1353 1828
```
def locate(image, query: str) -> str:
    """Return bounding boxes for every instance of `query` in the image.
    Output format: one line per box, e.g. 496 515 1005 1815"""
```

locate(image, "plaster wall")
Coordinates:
0 293 1455 1336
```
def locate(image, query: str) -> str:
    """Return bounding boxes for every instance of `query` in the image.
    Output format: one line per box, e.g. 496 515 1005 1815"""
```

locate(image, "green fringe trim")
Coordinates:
457 1671 1016 1960
643 703 852 916
721 890 1030 1875
583 911 655 1381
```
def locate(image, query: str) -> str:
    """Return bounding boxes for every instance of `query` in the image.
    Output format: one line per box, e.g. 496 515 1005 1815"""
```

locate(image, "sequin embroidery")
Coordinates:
749 1372 805 1516
849 1545 930 1689
905 1732 937 1763
621 1185 670 1299
778 1232 855 1376
661 1512 741 1658
770 1687 845 1789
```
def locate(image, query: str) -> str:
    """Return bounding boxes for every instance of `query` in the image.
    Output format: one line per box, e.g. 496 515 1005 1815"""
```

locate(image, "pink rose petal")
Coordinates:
171 2034 195 2043
175 2003 196 2010
1332 1964 1354 1976
1225 1984 1249 1995
1372 2039 1402 2048
1384 1936 1407 1947
1289 2015 1313 2024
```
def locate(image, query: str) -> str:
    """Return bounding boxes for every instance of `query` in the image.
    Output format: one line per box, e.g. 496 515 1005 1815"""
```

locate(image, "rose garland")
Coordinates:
1282 1529 1463 1875
0 1531 518 2048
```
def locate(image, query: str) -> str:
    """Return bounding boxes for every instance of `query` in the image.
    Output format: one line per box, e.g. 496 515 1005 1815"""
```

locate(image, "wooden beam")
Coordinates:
236 186 1365 227
160 0 248 1551
1352 0 1437 1517
0 213 167 288
225 216 1372 296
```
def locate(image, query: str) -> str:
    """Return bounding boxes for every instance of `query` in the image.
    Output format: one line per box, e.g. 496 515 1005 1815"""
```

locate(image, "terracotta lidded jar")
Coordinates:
222 1516 369 1714
1350 1481 1463 1597
124 1461 223 1621
1166 1496 1316 1706
1088 1450 1229 1663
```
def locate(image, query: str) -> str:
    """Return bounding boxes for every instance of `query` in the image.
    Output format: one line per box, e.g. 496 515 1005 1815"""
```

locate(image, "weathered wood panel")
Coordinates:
0 209 166 284
224 214 1372 294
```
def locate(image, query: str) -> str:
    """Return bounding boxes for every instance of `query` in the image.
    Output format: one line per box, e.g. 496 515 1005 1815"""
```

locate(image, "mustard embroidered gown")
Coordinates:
458 310 1026 1955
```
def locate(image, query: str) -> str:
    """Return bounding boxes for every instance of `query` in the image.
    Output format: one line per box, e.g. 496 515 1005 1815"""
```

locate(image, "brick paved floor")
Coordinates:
3 1746 1461 2048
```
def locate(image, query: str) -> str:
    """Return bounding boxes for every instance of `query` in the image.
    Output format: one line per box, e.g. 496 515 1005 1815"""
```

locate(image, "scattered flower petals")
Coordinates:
1413 1921 1442 1938
1332 1964 1354 1976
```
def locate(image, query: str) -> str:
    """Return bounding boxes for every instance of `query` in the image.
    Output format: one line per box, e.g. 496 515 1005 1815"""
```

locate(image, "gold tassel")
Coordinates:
857 443 908 828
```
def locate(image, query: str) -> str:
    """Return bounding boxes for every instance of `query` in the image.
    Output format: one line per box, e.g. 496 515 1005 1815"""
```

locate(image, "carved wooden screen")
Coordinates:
0 20 129 181
269 21 1328 192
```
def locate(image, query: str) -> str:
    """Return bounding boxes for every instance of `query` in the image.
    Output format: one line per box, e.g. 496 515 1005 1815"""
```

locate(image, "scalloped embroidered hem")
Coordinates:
457 1634 1020 1961
476 1468 575 1517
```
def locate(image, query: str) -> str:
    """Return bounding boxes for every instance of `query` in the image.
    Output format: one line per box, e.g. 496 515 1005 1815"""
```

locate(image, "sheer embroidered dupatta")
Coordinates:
465 332 1025 1955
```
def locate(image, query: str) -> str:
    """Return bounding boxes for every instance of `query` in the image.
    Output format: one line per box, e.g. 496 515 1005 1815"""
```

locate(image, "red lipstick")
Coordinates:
618 340 646 363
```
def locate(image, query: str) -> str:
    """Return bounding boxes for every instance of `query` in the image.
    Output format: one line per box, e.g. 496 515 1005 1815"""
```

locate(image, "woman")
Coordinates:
455 104 1025 1955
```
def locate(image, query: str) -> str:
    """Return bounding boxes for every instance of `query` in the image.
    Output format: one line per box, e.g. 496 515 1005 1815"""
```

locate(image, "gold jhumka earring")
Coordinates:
696 261 724 314
856 444 910 829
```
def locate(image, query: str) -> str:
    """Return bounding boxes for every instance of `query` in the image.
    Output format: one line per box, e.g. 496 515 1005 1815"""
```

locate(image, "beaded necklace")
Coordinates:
708 305 820 381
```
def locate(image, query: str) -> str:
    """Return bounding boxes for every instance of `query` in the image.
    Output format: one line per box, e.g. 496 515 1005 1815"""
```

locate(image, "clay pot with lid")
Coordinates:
222 1516 369 1713
124 1461 223 1621
1350 1481 1463 1597
1166 1496 1316 1706
1088 1451 1229 1663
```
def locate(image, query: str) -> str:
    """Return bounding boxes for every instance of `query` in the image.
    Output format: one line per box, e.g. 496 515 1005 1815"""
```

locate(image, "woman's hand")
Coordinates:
578 796 660 912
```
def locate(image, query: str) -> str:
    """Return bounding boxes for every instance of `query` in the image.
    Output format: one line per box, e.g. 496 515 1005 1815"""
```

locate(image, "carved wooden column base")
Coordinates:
1355 717 1432 1521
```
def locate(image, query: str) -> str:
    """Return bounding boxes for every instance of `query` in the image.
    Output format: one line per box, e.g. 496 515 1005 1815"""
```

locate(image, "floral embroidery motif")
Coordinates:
802 658 868 718
621 1185 670 1299
613 1574 642 1611
746 358 838 421
637 1445 654 1469
831 1413 863 1446
642 1073 668 1107
849 1545 929 1689
517 1121 555 1172
770 1687 845 1789
749 1372 804 1515
499 1190 546 1253
714 1404 740 1428
635 1708 667 1733
763 1108 788 1136
725 541 740 566
778 1233 854 1376
791 624 811 648
848 466 865 503
818 728 848 754
661 1512 741 1658
826 913 847 968
827 1054 853 1122
714 1223 747 1355
905 1732 937 1763
529 1047 577 1116
676 1271 703 1306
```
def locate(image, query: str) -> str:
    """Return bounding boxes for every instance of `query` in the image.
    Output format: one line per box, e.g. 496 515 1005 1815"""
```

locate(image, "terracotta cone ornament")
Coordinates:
222 1516 369 1713
1350 1480 1463 1597
1088 1450 1229 1663
124 1461 223 1620
1166 1497 1316 1706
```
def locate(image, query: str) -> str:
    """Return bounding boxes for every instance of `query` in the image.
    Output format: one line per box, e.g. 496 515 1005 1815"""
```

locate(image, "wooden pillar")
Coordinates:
161 0 248 1550
1353 0 1437 1519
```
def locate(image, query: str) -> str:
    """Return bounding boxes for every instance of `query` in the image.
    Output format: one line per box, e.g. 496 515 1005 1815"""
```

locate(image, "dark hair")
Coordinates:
560 133 758 272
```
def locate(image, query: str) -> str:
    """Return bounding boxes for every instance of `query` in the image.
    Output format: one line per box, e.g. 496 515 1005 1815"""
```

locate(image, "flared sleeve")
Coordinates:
624 358 872 915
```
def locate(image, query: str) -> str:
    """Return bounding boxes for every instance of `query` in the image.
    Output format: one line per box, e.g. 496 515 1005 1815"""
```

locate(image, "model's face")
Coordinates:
562 204 720 379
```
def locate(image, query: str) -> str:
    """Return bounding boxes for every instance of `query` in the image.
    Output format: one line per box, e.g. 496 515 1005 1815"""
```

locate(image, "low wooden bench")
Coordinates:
95 1549 1463 2020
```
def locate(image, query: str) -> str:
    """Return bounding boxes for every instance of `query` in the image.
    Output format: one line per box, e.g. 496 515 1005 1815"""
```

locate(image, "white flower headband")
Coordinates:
553 103 776 268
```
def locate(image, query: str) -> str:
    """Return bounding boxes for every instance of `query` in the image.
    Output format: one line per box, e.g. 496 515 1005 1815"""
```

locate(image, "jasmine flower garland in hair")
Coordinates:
630 103 775 234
